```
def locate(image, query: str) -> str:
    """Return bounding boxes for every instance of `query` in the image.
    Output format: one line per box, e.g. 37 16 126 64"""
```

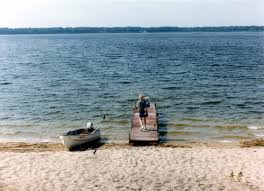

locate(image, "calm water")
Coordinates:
0 32 264 143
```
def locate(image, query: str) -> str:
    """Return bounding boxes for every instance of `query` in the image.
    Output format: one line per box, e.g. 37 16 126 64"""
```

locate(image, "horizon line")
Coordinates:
1 25 264 29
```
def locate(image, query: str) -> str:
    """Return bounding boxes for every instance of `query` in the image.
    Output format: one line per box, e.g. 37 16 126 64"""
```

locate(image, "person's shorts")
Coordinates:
139 111 148 118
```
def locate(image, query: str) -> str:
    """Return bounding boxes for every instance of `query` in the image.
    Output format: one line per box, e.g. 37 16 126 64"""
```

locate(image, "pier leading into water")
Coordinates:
129 104 159 144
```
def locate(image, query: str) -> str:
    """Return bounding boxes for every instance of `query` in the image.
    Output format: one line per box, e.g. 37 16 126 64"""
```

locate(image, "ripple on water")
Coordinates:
0 32 264 142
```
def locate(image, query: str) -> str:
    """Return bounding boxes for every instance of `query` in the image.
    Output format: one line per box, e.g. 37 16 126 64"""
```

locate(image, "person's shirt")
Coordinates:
136 99 150 113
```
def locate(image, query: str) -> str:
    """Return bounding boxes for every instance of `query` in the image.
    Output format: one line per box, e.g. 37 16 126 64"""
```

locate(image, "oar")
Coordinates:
91 127 100 134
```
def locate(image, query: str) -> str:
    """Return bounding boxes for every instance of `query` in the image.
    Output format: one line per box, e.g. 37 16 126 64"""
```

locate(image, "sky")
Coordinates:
0 0 263 28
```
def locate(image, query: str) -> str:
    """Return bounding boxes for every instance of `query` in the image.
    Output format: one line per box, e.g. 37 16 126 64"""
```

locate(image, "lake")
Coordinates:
0 32 264 143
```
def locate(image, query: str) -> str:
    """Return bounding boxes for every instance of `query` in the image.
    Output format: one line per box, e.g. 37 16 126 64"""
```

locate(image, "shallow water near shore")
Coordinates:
0 32 264 143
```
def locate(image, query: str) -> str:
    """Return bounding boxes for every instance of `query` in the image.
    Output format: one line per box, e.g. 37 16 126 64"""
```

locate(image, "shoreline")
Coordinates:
0 139 263 152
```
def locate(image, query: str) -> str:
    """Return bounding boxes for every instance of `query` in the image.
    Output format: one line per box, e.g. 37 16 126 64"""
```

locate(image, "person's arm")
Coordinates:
134 100 139 113
146 99 150 108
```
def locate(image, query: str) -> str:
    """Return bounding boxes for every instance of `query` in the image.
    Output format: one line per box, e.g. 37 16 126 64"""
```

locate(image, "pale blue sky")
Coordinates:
0 0 263 27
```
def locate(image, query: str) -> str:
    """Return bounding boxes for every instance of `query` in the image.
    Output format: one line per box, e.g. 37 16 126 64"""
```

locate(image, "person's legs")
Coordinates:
144 117 147 129
140 117 144 130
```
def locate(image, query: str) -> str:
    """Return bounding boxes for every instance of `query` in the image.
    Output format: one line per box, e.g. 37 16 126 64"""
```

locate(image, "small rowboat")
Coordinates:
60 122 100 150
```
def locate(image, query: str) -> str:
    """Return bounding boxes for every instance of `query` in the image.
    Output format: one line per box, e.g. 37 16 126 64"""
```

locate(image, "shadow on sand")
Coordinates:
68 139 108 152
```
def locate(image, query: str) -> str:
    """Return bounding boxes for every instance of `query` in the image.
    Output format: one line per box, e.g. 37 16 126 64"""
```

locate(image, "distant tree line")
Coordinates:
0 26 263 35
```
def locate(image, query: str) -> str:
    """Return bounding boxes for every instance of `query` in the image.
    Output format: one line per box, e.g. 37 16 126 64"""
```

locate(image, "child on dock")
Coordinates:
136 95 150 131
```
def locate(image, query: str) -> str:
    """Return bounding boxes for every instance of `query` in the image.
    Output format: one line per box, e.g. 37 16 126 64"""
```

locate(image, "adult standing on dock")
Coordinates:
136 95 150 131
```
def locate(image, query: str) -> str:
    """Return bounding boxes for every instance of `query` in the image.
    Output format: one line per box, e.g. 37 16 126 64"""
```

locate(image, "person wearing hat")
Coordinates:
136 94 149 131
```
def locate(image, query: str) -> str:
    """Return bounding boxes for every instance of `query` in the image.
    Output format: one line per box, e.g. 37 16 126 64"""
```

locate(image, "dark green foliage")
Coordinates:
0 26 263 35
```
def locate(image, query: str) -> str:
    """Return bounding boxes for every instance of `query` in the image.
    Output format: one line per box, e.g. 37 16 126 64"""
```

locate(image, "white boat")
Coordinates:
60 122 100 150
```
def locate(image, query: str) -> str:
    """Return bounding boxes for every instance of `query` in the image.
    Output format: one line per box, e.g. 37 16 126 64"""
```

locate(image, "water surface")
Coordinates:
0 32 264 143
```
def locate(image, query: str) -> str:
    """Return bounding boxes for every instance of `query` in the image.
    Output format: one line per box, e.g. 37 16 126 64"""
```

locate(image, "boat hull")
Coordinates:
60 130 100 149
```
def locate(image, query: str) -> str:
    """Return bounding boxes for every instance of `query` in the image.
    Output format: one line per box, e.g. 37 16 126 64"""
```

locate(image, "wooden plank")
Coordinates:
129 104 159 144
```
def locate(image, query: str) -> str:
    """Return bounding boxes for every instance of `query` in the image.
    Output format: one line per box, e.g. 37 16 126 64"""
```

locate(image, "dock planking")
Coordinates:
129 103 159 144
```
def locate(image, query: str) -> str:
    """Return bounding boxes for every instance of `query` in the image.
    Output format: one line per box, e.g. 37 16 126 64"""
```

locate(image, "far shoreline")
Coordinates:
0 26 264 35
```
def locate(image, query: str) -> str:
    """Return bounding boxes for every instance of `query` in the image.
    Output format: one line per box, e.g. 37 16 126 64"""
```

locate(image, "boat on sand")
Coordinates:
60 122 100 150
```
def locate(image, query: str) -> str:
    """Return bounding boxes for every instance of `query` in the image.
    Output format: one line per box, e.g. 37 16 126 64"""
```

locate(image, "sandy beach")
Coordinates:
0 141 263 191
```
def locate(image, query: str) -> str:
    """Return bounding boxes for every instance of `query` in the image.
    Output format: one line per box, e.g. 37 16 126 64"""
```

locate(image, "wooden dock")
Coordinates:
129 103 159 144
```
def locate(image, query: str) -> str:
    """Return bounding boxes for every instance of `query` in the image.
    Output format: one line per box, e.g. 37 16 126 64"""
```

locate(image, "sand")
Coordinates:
0 142 263 191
